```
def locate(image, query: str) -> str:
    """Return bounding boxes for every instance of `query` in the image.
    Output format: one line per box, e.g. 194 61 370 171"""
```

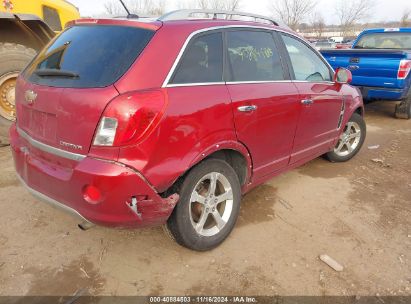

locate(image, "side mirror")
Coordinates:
334 68 352 84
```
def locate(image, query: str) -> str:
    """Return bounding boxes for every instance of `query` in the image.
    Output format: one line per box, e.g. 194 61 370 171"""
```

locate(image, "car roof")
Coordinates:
69 9 293 33
68 17 294 36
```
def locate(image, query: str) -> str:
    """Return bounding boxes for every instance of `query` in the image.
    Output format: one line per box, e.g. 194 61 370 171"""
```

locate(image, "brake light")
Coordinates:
93 89 167 147
398 60 411 80
82 185 102 204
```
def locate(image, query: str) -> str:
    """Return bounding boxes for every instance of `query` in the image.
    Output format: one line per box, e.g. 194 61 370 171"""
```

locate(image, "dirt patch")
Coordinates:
237 184 277 226
23 256 105 296
187 265 282 295
0 101 410 296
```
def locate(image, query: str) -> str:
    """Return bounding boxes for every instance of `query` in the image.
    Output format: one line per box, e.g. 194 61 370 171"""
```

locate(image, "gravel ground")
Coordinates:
0 101 410 297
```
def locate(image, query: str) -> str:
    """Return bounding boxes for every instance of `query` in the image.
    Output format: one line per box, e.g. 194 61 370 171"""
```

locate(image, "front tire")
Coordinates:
325 113 366 162
166 159 241 251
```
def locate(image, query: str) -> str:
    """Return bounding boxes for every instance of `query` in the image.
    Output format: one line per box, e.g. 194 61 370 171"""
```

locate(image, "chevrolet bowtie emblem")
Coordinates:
25 90 37 105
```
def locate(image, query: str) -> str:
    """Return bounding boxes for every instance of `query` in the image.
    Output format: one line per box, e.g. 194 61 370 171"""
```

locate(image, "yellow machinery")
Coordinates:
0 0 80 31
0 0 80 142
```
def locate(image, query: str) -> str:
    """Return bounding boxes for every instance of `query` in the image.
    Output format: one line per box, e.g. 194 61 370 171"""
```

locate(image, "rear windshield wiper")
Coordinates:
34 69 79 78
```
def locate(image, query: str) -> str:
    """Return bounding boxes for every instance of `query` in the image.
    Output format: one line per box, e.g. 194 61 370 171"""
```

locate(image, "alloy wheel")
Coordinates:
189 172 234 237
334 121 362 157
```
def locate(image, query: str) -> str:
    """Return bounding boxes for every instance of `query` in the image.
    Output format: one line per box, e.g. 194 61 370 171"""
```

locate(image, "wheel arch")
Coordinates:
160 142 253 197
354 106 364 116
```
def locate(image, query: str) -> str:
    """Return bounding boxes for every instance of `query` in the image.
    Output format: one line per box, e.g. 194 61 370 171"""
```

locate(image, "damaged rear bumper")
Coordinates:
10 123 179 228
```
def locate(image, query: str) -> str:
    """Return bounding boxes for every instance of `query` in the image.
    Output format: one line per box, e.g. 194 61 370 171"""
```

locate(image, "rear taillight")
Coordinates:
398 60 411 80
93 89 167 147
93 117 118 146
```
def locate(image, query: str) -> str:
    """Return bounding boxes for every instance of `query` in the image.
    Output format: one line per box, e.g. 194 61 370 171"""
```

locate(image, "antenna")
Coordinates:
118 0 139 19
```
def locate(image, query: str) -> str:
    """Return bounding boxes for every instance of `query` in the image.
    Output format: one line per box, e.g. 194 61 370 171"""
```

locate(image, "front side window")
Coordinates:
227 30 285 82
281 34 332 82
171 32 223 84
43 6 62 31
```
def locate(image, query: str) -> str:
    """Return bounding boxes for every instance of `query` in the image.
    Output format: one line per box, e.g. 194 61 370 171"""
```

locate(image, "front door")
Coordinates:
279 33 343 164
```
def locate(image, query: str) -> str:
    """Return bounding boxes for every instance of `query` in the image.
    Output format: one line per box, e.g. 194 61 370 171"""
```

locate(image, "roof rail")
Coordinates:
158 9 286 27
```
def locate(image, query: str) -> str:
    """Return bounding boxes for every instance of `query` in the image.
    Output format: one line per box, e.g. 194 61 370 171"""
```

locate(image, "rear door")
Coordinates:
163 31 235 174
226 29 301 180
17 24 155 156
279 33 343 164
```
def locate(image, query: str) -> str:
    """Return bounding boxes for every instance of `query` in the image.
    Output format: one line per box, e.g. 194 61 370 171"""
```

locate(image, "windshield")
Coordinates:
354 32 411 49
25 25 155 88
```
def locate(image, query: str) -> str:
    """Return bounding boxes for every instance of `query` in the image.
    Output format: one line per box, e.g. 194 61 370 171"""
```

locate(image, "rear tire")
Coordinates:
325 113 366 162
395 92 411 119
167 159 241 251
0 43 37 144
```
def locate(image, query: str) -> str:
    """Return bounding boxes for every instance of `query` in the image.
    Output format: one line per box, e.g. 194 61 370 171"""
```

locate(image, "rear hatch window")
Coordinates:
24 25 155 88
355 32 411 49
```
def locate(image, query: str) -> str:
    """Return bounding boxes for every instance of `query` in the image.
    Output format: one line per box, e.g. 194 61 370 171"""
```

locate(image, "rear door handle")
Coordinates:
237 105 257 112
301 99 314 105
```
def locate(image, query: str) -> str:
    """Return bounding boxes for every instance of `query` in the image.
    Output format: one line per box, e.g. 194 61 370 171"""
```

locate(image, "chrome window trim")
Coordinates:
292 80 336 84
166 82 225 88
17 127 86 161
162 25 335 88
227 80 291 85
165 80 338 88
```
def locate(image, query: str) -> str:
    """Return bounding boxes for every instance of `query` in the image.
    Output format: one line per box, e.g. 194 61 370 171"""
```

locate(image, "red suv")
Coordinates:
10 10 366 251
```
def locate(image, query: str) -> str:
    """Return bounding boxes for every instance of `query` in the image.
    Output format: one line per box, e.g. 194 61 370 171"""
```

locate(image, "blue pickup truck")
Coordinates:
321 28 411 119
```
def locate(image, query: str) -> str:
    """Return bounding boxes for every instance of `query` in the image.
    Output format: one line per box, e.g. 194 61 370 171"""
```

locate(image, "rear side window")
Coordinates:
226 30 285 82
281 34 332 82
26 25 155 88
42 6 62 31
171 32 223 84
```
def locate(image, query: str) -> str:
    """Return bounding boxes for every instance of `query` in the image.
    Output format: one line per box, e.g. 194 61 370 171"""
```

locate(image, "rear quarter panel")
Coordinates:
116 86 245 193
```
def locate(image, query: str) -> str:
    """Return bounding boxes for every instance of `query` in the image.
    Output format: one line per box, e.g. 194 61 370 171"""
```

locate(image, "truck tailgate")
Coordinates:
321 49 409 89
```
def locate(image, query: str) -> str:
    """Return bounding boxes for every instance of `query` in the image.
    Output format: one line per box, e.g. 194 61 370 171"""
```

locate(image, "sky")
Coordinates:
68 0 411 25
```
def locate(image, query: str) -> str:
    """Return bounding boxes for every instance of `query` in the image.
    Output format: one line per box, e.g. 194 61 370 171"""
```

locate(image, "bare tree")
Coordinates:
400 9 411 27
335 0 374 37
268 0 317 30
310 11 325 39
104 1 123 15
196 0 209 9
196 0 242 11
104 0 166 16
128 0 166 15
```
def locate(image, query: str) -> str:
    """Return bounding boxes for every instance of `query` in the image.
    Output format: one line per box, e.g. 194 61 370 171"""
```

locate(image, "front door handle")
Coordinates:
238 105 257 112
301 99 314 105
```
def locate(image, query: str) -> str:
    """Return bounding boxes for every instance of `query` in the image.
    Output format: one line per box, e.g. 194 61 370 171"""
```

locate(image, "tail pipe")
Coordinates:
78 221 95 231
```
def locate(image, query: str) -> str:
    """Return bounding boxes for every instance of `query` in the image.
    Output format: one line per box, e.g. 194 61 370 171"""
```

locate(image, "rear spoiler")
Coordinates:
66 18 162 31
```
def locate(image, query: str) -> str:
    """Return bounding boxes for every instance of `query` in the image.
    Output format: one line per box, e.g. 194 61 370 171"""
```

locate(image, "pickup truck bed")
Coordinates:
321 49 411 100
